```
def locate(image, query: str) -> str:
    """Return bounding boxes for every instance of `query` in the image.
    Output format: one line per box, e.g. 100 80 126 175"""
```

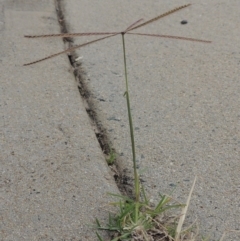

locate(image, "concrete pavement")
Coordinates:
1 0 239 241
0 0 119 240
61 0 240 240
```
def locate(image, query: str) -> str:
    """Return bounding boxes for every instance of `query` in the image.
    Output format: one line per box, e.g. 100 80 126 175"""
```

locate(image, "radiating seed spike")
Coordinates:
127 32 211 43
24 34 117 66
124 18 144 32
24 3 212 66
24 32 120 38
127 4 191 32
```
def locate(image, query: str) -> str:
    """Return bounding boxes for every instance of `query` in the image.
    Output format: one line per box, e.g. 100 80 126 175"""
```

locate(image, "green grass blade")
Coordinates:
155 194 170 211
96 232 104 241
112 232 131 241
118 202 135 220
107 192 133 202
96 218 101 227
141 185 149 205
149 204 184 217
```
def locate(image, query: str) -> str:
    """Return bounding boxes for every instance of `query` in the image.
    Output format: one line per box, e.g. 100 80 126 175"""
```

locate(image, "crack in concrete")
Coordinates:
54 0 109 152
54 0 133 196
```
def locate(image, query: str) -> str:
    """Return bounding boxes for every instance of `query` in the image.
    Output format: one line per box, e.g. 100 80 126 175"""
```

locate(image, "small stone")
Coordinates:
181 20 188 25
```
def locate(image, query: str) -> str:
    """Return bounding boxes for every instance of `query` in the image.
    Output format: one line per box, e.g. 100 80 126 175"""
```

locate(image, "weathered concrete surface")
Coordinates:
61 0 240 240
0 0 119 240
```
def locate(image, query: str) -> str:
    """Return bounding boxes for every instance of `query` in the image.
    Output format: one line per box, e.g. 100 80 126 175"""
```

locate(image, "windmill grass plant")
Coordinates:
24 4 235 241
95 32 200 241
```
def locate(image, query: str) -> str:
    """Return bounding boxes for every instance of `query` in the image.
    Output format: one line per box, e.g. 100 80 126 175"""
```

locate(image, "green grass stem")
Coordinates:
121 32 140 222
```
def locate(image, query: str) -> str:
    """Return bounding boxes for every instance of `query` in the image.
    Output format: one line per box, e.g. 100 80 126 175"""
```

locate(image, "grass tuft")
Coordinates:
106 148 116 165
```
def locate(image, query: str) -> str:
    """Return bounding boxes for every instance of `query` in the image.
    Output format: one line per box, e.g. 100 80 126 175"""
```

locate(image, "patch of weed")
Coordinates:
106 148 116 165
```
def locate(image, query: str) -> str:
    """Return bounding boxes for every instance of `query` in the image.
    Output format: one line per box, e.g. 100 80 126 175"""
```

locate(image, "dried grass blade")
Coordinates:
24 32 120 38
219 231 226 241
124 18 144 32
24 34 117 66
175 176 197 241
127 4 191 31
127 32 211 43
219 230 240 241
